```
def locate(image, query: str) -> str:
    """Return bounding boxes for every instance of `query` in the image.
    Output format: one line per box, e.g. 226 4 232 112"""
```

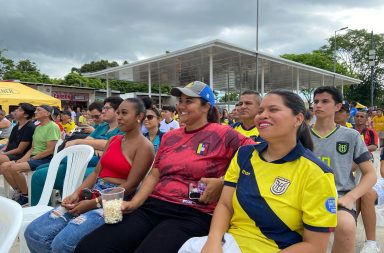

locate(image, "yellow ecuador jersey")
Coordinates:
62 120 76 134
232 122 260 142
224 142 337 253
373 115 384 132
346 122 353 128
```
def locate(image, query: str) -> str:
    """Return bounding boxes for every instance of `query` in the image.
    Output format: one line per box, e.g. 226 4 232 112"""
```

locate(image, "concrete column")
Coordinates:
296 70 300 93
261 62 265 95
148 64 152 97
209 49 213 89
106 77 110 97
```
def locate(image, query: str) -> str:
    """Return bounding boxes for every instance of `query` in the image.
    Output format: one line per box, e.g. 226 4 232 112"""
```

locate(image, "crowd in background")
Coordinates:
0 82 383 253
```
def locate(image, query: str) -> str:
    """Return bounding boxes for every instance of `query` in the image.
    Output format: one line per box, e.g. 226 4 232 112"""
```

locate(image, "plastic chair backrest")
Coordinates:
37 145 94 206
54 138 64 155
0 196 23 253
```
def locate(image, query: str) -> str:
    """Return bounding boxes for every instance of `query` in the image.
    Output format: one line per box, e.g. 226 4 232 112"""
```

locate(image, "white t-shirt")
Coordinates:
159 119 179 133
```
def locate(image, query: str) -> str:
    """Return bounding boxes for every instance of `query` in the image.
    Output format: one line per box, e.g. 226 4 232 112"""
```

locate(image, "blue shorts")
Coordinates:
373 178 384 206
27 156 53 171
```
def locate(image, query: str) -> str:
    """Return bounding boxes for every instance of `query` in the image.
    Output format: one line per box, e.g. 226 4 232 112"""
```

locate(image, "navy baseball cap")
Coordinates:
171 81 216 106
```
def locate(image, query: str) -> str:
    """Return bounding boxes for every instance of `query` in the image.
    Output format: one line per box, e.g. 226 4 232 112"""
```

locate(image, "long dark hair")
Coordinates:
200 99 219 123
267 89 313 151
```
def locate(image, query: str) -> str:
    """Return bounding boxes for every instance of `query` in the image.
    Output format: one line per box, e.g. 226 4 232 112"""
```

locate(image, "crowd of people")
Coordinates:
0 81 383 253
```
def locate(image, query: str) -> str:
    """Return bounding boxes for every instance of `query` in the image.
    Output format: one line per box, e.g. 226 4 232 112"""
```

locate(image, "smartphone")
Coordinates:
189 182 207 200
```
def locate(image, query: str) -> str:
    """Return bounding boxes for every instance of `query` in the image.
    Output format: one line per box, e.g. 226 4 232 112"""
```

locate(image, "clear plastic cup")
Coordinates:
100 187 125 224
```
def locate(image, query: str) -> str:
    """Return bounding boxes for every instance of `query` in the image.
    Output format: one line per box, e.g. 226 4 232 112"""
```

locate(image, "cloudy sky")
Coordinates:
1 0 383 78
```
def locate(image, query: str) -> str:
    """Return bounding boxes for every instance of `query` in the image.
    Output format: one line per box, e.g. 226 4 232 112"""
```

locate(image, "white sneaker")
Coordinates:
360 241 380 253
11 189 21 201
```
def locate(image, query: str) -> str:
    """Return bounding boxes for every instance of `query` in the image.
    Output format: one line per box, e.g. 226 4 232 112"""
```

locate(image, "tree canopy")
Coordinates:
281 29 384 107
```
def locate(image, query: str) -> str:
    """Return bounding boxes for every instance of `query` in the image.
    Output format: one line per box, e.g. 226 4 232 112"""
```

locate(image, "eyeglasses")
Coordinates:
91 114 101 119
102 106 113 111
145 115 156 120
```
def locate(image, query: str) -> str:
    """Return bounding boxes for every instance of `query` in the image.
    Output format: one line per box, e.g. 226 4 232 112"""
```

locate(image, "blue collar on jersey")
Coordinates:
254 141 306 164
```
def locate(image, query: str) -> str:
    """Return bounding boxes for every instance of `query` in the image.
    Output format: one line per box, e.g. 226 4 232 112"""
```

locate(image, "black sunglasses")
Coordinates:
145 115 156 120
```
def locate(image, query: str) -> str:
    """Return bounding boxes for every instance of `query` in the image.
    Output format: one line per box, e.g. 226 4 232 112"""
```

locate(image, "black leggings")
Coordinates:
74 197 212 253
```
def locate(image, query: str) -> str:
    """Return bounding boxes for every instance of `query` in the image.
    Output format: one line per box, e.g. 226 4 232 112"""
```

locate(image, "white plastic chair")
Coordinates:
26 138 64 206
19 144 94 253
0 174 11 198
0 196 23 253
1 139 64 202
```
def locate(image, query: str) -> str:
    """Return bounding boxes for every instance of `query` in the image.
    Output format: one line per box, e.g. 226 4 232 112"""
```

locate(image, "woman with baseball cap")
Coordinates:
75 81 255 253
2 104 61 206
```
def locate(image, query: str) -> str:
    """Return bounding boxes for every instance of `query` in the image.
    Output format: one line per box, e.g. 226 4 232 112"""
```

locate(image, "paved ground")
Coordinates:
2 150 384 253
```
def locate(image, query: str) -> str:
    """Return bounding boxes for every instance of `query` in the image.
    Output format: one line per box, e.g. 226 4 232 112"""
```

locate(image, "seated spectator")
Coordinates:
232 90 262 140
60 110 77 135
229 103 240 124
218 107 233 125
29 97 123 206
0 103 36 178
77 102 104 134
183 90 337 253
1 105 61 206
334 102 353 128
159 105 179 132
25 98 155 253
75 81 254 253
78 108 88 125
143 106 163 154
0 109 13 140
52 107 65 135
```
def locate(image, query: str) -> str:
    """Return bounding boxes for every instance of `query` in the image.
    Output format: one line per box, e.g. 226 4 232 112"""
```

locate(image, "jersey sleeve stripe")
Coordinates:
224 181 237 187
354 151 373 164
304 223 335 233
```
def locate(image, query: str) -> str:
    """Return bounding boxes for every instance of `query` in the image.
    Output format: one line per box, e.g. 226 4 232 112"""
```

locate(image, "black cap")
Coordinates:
39 105 55 120
340 102 350 112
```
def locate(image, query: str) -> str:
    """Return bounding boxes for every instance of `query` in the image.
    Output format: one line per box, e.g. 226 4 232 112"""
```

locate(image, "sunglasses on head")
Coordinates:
145 115 156 120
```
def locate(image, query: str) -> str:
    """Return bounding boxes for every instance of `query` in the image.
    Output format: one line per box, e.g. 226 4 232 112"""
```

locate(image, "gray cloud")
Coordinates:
0 0 383 77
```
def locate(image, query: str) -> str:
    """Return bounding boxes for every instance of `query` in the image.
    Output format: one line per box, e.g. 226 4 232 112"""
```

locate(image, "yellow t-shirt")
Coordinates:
373 115 384 132
62 121 77 134
78 115 87 125
224 143 337 253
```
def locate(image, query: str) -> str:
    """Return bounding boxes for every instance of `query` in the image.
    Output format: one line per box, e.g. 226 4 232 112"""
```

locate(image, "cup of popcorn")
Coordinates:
100 187 125 224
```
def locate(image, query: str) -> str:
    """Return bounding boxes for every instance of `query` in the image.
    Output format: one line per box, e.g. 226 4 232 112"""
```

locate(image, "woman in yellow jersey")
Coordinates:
181 90 337 253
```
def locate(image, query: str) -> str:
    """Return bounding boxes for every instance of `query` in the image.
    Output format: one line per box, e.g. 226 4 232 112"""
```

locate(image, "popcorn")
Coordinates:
102 198 123 224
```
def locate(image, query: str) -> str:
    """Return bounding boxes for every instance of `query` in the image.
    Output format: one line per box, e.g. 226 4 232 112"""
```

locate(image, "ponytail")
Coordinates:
200 99 220 123
297 123 313 151
208 106 220 123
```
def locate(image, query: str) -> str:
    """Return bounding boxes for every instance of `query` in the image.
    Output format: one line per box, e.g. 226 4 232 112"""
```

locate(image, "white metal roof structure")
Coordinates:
84 40 360 96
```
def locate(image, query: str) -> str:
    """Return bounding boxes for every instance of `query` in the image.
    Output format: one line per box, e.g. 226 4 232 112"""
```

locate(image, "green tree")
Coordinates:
62 72 105 89
322 29 384 105
300 88 315 107
73 60 119 74
281 51 349 76
219 92 239 102
0 49 15 78
3 58 51 83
